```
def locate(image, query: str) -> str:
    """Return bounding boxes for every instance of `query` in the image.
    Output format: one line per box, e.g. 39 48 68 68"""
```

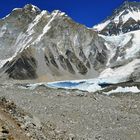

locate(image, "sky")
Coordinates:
0 0 139 27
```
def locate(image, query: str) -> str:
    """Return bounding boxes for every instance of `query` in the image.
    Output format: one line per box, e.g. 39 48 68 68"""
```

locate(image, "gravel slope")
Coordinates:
0 82 140 139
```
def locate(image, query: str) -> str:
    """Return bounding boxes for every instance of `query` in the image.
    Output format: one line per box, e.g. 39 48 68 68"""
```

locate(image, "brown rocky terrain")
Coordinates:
0 82 140 140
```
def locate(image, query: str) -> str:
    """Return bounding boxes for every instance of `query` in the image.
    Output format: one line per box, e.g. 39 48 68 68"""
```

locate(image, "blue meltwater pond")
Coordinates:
48 81 85 88
47 79 113 92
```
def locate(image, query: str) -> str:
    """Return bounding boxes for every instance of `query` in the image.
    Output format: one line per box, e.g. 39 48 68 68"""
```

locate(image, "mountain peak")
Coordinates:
122 1 135 7
122 1 140 7
114 1 140 14
10 4 41 16
23 4 41 13
93 1 140 36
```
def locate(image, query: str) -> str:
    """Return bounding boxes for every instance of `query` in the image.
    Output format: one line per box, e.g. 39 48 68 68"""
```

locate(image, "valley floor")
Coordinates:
0 81 140 139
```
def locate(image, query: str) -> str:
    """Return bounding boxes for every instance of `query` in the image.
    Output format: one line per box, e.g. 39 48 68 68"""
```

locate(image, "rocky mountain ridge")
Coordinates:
0 4 108 81
93 1 140 35
0 2 140 83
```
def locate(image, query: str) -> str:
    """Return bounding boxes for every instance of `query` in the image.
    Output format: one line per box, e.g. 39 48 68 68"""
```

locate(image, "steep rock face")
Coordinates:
0 5 108 81
3 48 37 79
0 4 41 60
93 1 140 36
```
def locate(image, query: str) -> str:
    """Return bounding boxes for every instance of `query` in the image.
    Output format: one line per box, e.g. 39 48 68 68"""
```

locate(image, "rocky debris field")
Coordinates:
0 81 140 139
0 97 46 140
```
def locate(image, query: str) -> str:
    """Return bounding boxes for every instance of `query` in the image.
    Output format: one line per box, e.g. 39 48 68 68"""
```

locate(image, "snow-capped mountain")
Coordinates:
0 4 108 81
93 1 140 36
0 1 140 89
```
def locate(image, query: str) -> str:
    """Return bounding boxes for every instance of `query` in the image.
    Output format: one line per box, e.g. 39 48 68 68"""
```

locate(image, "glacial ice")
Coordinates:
104 86 140 95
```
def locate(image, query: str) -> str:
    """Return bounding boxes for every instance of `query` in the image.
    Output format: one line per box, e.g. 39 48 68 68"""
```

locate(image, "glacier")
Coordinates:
104 86 140 95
